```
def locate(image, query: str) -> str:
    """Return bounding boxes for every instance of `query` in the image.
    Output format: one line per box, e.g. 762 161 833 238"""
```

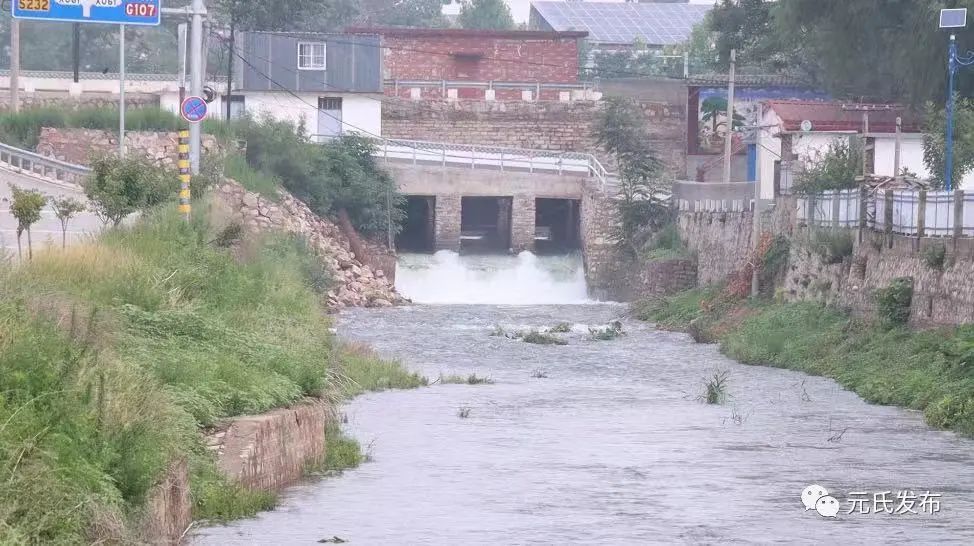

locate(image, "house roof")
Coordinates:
530 1 709 46
345 27 588 40
764 100 922 133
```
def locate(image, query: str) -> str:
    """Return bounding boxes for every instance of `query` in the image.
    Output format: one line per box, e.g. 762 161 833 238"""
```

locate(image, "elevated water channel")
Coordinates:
196 254 974 544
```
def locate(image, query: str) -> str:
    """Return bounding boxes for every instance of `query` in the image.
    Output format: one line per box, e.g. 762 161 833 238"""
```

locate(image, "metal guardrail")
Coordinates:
312 135 610 188
0 142 91 188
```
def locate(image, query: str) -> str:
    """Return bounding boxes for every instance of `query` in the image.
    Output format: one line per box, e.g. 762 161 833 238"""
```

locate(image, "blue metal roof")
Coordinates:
531 2 710 46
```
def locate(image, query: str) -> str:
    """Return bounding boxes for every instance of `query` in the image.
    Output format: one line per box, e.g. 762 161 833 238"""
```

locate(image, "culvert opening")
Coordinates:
461 196 511 252
396 195 435 252
535 198 581 253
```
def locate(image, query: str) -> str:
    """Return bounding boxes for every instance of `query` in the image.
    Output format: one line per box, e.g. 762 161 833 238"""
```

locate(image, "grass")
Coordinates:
223 154 282 201
0 106 185 149
636 288 974 436
437 373 494 385
0 200 422 543
521 330 569 346
549 322 572 333
590 321 625 341
702 369 730 404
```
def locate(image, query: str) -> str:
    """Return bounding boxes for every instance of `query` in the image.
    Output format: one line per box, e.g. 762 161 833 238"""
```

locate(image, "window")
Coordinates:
298 42 326 70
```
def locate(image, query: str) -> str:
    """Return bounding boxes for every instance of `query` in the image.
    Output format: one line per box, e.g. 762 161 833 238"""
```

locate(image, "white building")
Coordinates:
758 100 974 199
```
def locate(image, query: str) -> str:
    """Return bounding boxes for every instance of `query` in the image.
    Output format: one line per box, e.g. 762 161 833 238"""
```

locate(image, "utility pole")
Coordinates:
894 116 902 181
226 19 235 120
722 49 736 185
72 24 81 84
189 0 205 174
119 25 126 157
10 20 20 113
178 23 188 105
861 112 869 177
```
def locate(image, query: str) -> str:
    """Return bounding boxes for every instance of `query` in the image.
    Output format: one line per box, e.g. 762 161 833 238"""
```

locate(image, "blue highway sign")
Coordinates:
180 96 207 123
13 0 162 26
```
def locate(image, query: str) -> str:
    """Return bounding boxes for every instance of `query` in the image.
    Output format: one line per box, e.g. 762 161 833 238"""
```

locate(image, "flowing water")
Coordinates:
196 253 974 545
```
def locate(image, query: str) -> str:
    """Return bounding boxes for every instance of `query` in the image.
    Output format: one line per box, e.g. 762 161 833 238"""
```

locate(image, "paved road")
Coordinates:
0 168 102 254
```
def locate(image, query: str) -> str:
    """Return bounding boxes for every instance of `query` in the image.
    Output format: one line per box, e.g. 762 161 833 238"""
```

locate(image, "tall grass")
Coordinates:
0 201 421 542
0 106 184 149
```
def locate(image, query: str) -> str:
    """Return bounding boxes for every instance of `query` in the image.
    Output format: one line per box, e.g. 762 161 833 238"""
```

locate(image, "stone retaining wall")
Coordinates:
37 127 221 168
142 458 191 545
208 400 330 491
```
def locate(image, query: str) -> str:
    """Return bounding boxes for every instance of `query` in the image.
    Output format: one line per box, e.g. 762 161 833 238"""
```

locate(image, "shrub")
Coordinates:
876 277 914 326
809 229 854 265
923 242 947 271
794 137 863 194
0 106 183 149
521 330 568 345
759 235 791 295
84 155 178 226
9 184 47 260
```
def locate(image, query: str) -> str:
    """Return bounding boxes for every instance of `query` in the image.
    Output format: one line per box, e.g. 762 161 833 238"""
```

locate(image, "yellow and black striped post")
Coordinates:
178 130 191 219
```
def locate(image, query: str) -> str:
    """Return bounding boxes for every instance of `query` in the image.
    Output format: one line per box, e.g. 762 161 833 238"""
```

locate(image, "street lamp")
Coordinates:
942 8 970 191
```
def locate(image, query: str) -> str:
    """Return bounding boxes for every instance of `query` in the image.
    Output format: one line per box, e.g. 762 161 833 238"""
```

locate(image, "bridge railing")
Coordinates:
0 142 91 188
370 138 609 188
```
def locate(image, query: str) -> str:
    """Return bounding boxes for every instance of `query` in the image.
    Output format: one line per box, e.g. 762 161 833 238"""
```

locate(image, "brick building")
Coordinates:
345 27 588 100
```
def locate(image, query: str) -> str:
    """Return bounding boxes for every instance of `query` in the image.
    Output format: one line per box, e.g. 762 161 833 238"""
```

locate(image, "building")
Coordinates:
529 1 709 52
226 31 384 139
757 100 974 198
345 27 589 101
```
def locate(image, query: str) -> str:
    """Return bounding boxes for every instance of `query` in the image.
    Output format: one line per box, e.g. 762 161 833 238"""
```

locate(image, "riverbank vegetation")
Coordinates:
0 191 421 543
636 287 974 436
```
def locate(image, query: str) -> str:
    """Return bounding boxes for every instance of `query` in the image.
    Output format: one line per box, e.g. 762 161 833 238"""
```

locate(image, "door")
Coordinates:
317 97 343 141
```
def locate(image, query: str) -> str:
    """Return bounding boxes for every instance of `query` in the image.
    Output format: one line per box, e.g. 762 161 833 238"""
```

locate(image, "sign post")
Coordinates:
12 1 163 158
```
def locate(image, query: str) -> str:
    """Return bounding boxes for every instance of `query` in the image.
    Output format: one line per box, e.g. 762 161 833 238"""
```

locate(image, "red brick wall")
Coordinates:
381 35 579 100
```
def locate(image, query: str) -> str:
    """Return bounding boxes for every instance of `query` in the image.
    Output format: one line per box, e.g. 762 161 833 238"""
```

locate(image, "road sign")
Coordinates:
12 0 162 26
180 95 207 123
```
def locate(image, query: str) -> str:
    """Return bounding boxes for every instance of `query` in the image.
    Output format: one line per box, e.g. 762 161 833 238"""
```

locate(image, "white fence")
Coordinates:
672 180 755 212
796 188 974 238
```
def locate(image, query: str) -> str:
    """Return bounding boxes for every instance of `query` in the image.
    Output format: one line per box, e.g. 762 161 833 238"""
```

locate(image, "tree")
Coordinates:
458 0 515 31
10 185 47 261
367 0 448 28
83 156 177 226
592 98 669 258
794 137 864 194
50 196 86 249
923 99 974 189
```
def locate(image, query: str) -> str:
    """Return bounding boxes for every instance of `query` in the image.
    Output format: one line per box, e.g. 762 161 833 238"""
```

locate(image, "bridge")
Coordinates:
0 135 614 260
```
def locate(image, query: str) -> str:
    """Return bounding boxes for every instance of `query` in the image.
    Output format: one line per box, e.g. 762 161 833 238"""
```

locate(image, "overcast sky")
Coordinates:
443 0 716 25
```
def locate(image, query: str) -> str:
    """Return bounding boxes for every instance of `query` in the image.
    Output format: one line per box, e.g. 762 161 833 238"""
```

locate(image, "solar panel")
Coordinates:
941 8 967 29
531 1 711 45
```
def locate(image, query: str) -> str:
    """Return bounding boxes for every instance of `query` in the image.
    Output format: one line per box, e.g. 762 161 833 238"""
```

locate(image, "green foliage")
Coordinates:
876 277 914 326
703 369 730 404
0 107 183 149
217 116 405 237
794 138 863 194
438 373 494 385
83 155 178 226
808 229 854 265
589 321 625 341
923 242 948 271
9 184 47 260
314 426 364 474
549 322 572 333
593 98 670 258
0 204 422 541
642 222 690 261
923 99 974 189
521 330 569 346
759 235 791 295
632 284 724 329
458 0 515 30
223 153 281 200
49 195 87 249
371 0 448 28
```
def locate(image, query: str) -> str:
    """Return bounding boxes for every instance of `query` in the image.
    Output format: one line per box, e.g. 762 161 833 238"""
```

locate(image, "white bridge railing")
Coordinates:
0 141 91 188
369 138 610 187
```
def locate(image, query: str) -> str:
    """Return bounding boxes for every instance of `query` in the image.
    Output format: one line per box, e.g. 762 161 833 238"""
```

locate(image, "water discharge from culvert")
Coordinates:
394 250 590 304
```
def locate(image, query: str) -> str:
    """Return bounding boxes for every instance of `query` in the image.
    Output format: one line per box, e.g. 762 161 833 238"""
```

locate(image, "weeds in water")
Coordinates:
531 369 549 379
699 369 730 405
590 320 625 341
549 322 572 333
306 425 363 476
488 324 506 337
827 420 849 443
521 330 568 345
723 406 752 425
437 373 494 385
457 406 472 419
799 380 812 402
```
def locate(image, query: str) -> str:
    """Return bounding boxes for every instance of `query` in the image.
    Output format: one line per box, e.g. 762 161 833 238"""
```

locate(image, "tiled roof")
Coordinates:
765 100 921 133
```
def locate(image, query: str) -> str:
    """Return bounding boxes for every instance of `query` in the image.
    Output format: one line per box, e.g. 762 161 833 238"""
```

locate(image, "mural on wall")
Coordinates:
693 87 830 154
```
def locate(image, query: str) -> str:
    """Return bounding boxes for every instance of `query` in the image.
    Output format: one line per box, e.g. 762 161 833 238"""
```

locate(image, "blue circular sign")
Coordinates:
181 96 208 123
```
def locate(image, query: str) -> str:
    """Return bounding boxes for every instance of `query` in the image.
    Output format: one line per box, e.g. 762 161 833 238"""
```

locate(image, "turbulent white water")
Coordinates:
394 250 590 305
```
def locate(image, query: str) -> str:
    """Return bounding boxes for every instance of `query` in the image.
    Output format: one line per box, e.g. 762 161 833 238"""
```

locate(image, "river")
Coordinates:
196 252 974 544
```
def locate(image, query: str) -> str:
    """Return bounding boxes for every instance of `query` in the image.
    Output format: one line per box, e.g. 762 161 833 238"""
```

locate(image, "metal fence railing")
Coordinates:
317 137 611 188
0 142 91 188
672 180 755 212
